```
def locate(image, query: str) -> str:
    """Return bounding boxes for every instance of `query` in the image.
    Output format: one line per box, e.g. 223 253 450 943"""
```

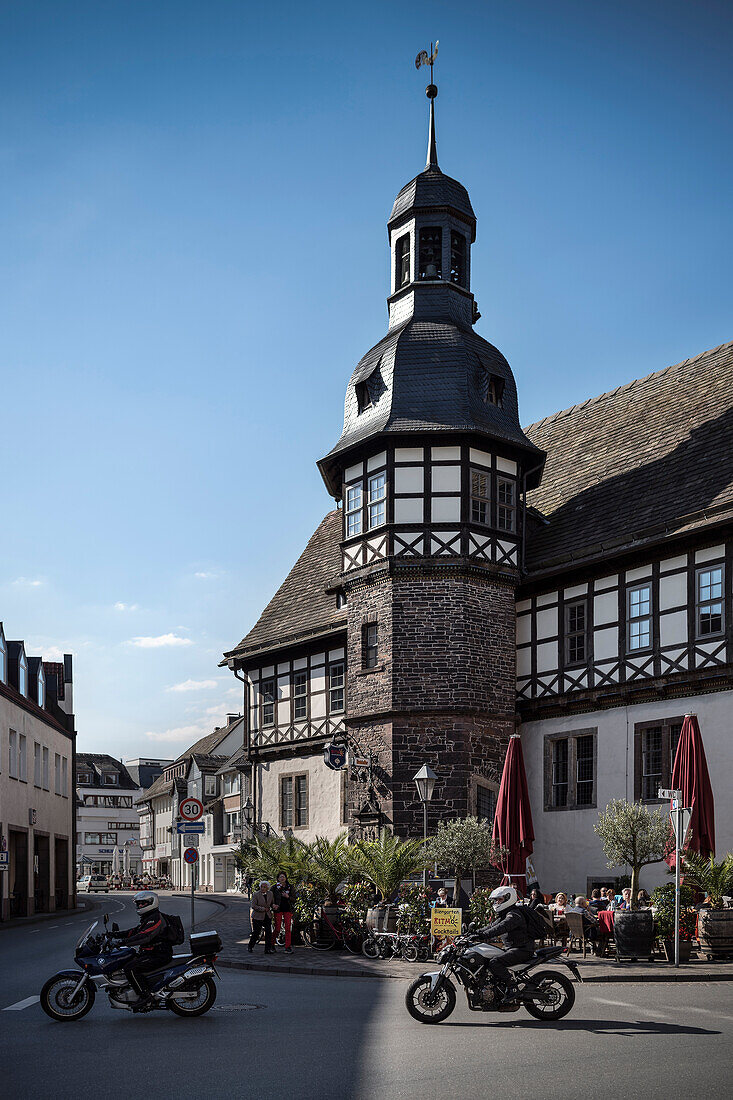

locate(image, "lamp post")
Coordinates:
413 764 438 888
243 797 254 836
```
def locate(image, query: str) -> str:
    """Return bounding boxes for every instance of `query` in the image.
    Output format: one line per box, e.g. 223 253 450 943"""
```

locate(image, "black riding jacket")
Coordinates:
480 906 534 949
116 911 171 955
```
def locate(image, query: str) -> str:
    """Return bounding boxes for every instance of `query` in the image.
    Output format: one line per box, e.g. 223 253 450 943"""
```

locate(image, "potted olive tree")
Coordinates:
682 852 733 961
651 883 697 963
594 800 668 961
425 817 506 907
349 830 426 932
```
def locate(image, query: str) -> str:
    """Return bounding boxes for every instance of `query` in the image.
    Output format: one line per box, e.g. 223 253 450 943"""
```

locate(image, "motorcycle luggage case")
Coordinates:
190 930 222 956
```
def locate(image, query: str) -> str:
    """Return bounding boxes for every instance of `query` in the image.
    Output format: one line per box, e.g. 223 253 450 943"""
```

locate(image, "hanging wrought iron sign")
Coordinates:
324 741 348 771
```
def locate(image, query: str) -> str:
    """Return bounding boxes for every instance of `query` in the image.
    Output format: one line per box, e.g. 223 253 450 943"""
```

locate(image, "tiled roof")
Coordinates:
524 341 733 572
76 754 137 790
223 509 346 663
389 166 475 233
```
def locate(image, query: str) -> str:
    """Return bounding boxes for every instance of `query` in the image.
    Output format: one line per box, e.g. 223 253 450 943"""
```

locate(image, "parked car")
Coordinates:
78 874 110 893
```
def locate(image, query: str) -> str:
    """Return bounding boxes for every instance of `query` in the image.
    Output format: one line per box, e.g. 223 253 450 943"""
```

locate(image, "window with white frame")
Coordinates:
627 583 652 652
19 652 28 696
329 661 345 713
42 746 49 790
368 471 387 529
293 670 308 720
18 734 27 781
62 757 68 796
497 477 516 532
205 774 217 797
55 753 62 794
470 469 490 526
696 566 724 637
565 600 588 665
261 678 275 727
103 772 119 786
34 742 42 787
225 810 240 836
345 483 363 537
9 729 18 778
38 665 45 708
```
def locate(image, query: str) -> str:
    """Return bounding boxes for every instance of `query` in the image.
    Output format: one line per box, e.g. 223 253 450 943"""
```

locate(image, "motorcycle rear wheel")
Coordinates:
168 977 217 1017
405 976 456 1024
40 974 96 1022
523 970 575 1021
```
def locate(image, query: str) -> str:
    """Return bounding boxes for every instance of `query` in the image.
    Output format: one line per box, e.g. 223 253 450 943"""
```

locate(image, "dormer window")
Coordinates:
396 233 410 288
355 380 373 413
419 227 442 279
103 772 119 786
37 665 45 708
479 365 505 407
450 231 466 287
19 652 28 697
78 772 92 785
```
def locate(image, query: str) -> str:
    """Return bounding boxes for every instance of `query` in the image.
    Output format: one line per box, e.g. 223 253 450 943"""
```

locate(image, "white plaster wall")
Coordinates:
522 689 733 897
257 752 343 842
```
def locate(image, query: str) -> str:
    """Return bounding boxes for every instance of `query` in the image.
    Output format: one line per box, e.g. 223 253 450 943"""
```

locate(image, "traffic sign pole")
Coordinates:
674 807 681 968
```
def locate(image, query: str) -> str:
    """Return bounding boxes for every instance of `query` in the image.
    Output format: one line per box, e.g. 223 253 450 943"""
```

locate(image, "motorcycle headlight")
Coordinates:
436 946 452 963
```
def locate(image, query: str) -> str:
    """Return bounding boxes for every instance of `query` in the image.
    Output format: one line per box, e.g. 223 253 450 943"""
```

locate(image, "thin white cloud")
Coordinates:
39 645 66 662
144 725 205 744
167 679 218 693
194 571 217 579
129 634 193 649
114 602 140 612
13 577 44 587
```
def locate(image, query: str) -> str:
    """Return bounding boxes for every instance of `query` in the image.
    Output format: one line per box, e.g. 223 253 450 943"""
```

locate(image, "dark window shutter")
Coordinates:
633 729 643 802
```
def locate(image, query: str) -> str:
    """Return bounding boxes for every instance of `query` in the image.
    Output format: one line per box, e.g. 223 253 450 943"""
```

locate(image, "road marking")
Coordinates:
29 930 40 934
47 925 58 929
3 996 40 1012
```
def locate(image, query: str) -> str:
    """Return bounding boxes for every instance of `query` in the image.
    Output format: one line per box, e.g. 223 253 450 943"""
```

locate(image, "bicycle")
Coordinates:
300 909 364 954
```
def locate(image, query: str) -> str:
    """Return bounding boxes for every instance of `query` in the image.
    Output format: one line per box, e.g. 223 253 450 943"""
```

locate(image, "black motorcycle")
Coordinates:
405 930 582 1024
40 915 221 1021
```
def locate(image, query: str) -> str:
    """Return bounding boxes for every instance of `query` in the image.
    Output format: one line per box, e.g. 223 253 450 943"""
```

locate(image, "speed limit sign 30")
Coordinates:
179 796 204 822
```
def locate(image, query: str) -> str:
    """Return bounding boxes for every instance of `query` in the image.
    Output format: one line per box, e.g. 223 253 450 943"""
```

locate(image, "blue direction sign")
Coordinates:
176 821 205 833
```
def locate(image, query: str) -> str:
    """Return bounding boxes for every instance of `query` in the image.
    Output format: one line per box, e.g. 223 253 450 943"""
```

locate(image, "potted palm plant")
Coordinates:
307 834 351 912
651 883 697 963
349 830 426 932
594 800 669 961
681 852 733 960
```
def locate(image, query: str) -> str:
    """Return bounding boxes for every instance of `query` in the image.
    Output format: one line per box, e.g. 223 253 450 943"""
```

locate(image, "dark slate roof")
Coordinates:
190 753 229 771
75 754 137 790
216 745 247 774
524 341 733 574
137 719 243 803
389 166 475 236
223 510 346 663
319 320 543 494
124 761 169 790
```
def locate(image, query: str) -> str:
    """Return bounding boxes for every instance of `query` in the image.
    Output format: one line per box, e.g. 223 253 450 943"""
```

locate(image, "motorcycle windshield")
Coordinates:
76 920 98 949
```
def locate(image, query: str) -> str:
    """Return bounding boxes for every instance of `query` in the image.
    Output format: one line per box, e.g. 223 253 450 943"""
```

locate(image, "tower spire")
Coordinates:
415 40 440 171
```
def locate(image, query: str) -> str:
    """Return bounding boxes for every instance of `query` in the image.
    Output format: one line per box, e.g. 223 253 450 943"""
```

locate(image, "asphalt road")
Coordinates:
2 896 731 1099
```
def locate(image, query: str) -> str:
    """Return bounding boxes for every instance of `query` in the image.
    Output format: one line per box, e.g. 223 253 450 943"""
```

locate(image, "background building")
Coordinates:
1 622 75 919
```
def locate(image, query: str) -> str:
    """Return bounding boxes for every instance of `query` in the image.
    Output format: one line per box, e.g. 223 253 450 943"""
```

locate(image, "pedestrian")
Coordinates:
434 887 450 908
271 872 294 954
248 880 275 954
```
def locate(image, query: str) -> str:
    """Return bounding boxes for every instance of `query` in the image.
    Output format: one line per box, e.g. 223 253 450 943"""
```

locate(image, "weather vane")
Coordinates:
415 40 439 93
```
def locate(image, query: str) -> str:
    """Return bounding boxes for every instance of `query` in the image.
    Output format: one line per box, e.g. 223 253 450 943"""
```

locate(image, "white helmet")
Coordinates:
490 885 518 914
133 890 159 915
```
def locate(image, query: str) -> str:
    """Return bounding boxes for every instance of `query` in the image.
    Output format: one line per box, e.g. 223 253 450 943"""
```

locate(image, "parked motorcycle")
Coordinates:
405 929 582 1024
40 915 221 1021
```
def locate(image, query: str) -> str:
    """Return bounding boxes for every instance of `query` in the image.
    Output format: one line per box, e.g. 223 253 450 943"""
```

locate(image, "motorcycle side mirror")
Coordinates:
111 922 119 932
468 921 478 931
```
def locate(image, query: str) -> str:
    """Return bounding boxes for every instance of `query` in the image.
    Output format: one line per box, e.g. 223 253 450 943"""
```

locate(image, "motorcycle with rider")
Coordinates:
405 885 582 1024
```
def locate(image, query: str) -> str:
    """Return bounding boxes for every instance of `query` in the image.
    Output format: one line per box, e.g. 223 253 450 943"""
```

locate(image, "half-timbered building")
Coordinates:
223 90 732 892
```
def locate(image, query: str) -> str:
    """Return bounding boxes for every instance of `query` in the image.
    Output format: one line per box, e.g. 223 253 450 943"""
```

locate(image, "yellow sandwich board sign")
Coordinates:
430 907 462 938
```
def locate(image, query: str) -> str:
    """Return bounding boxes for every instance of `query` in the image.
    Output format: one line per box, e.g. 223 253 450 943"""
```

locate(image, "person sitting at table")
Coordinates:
588 889 607 911
550 892 567 915
571 895 609 955
617 888 632 910
637 889 651 908
605 888 620 910
549 892 569 949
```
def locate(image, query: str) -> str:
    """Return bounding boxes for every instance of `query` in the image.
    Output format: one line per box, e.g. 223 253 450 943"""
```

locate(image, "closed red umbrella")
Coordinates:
670 713 715 859
492 734 535 895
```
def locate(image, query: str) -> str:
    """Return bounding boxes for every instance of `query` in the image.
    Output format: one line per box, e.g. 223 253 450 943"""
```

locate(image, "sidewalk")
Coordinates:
187 893 733 984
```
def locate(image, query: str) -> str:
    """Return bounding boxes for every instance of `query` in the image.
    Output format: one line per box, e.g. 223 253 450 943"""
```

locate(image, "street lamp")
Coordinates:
243 797 254 833
413 764 438 888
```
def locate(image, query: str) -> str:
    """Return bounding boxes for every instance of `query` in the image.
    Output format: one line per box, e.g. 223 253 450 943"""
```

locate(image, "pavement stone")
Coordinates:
180 892 733 984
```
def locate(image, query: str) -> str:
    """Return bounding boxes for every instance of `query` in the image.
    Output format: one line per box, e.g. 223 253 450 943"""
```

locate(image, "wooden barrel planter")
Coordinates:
366 905 397 932
614 910 655 961
697 909 733 960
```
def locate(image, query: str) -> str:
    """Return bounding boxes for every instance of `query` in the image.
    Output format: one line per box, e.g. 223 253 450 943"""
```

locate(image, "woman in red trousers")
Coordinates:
272 872 294 953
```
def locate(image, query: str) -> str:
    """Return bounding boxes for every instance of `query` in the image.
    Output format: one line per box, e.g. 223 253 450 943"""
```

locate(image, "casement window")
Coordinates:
261 678 275 727
470 469 490 526
565 600 588 665
627 583 652 652
418 226 442 279
204 775 217 797
18 734 27 782
355 380 373 413
367 472 387 529
362 623 378 669
225 811 240 835
19 652 28 696
544 730 597 811
449 231 466 286
103 772 119 786
280 774 308 830
634 717 684 801
38 666 45 708
475 783 497 824
85 832 117 846
329 661 345 714
696 566 724 637
396 233 411 288
34 742 42 787
55 753 62 795
497 478 516 532
345 483 363 537
62 757 68 796
9 729 18 778
77 772 92 785
479 367 505 407
293 670 308 721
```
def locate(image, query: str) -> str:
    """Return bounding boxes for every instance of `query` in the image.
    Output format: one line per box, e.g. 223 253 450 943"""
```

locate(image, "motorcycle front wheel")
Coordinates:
405 975 456 1024
40 974 96 1022
523 970 575 1021
168 977 217 1017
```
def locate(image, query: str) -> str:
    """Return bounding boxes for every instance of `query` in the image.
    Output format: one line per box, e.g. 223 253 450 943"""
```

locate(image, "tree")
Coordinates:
233 833 309 887
681 852 733 909
594 799 669 908
425 817 506 905
307 834 351 904
349 830 426 902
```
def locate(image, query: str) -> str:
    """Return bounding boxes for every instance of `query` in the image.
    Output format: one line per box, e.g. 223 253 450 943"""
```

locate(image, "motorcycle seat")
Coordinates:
145 954 193 974
534 945 563 959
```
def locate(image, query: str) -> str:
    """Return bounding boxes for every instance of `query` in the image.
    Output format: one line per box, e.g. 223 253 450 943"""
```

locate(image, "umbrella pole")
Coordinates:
674 807 681 969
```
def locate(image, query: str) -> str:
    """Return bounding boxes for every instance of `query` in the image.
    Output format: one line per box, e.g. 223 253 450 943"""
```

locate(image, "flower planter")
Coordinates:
697 909 733 960
661 939 693 963
613 909 655 961
366 905 397 932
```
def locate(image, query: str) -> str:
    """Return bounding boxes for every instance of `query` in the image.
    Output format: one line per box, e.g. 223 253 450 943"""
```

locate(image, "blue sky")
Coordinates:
1 1 731 759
